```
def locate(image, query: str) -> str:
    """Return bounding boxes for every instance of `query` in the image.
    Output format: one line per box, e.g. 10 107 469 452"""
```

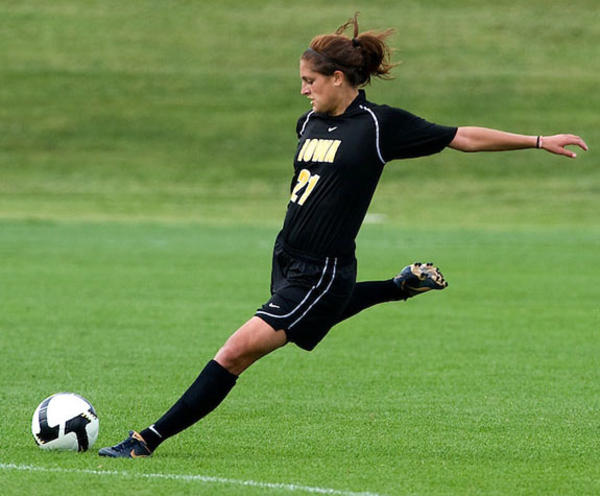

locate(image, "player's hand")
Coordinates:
540 134 588 158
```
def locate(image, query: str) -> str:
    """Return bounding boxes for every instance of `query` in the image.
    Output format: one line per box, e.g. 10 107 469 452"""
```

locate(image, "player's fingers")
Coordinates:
572 136 589 151
546 135 584 158
558 146 577 159
560 134 588 153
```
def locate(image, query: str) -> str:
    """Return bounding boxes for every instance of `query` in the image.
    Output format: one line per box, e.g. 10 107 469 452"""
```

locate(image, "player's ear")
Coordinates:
332 70 346 87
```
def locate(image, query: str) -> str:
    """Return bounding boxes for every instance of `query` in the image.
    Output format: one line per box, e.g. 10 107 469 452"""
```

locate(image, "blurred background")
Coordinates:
1 0 598 228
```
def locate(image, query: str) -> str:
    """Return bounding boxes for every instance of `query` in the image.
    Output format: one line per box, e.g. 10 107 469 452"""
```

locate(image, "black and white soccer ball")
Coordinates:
31 392 99 451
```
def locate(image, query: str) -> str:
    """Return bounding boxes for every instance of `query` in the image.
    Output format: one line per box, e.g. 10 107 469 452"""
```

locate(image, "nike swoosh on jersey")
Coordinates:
268 303 281 308
328 126 338 132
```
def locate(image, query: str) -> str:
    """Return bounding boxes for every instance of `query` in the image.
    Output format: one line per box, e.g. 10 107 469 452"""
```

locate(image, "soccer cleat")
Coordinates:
393 262 448 297
98 430 152 458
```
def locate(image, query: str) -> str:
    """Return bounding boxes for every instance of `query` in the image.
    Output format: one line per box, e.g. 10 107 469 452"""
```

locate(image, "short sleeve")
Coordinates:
377 105 457 161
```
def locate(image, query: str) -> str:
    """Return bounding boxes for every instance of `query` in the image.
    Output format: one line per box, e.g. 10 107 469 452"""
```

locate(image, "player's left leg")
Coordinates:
98 317 286 458
141 317 286 444
335 262 448 323
214 316 288 375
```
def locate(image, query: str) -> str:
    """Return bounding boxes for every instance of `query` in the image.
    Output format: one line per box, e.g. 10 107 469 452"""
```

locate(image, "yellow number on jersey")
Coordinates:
290 169 320 206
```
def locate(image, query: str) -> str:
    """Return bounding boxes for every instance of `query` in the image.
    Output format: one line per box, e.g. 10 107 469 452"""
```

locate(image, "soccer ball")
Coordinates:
31 392 99 451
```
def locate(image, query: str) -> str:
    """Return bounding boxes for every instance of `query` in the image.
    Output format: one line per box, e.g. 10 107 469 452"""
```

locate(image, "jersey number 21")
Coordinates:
290 169 320 206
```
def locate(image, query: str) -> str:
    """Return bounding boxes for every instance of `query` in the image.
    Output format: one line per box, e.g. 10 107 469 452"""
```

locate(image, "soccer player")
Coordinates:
99 14 587 457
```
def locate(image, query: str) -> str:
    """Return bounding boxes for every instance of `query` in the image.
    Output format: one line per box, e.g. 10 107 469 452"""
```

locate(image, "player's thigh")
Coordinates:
214 317 287 374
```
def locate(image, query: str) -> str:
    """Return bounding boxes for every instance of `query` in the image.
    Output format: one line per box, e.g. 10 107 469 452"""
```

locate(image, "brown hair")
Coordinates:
302 13 396 87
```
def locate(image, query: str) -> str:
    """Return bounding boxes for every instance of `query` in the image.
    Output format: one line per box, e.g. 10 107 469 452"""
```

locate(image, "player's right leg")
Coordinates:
98 317 286 458
393 262 448 296
335 262 448 323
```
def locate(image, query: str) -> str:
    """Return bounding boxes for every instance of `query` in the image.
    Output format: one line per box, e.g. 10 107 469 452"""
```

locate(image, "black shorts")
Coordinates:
255 239 356 351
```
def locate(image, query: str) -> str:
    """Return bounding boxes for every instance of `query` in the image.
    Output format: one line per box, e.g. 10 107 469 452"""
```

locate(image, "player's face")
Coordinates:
299 58 343 115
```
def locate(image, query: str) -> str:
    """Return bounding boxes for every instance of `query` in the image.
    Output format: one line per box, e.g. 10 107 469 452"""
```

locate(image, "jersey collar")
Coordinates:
315 89 367 119
343 89 367 116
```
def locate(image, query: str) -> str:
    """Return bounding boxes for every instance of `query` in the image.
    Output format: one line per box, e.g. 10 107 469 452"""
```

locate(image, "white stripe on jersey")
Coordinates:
359 105 386 165
298 110 315 137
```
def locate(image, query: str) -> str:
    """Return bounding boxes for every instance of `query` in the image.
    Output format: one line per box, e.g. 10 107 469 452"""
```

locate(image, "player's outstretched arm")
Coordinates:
449 126 588 158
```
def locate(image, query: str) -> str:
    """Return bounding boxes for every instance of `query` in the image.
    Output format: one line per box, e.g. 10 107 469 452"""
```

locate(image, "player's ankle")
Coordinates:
139 426 161 452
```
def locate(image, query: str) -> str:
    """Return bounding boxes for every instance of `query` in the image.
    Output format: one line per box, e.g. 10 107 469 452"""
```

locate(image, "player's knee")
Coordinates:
214 342 247 373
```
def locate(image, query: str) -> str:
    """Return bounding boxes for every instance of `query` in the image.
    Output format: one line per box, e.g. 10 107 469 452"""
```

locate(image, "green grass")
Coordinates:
1 0 599 494
1 0 598 228
1 222 599 495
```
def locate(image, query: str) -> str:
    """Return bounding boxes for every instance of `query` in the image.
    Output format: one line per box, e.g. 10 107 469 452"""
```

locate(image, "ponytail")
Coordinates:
302 12 396 87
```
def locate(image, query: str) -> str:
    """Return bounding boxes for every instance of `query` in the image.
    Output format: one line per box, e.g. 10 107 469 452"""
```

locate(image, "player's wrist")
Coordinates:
535 135 544 150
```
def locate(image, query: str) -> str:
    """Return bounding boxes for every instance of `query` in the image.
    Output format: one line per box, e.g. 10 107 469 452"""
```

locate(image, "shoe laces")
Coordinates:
113 431 140 451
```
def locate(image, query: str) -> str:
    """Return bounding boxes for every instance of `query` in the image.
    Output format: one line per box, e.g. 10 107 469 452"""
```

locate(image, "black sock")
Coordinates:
140 359 238 451
336 279 408 324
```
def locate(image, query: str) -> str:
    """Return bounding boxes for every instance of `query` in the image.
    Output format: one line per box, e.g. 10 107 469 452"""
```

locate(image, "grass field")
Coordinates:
1 1 599 495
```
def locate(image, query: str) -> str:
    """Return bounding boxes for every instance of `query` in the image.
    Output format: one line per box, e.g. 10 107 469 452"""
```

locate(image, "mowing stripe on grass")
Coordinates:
0 463 385 496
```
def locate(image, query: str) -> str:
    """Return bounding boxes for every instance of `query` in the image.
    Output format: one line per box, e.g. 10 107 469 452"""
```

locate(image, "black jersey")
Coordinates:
279 90 457 259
